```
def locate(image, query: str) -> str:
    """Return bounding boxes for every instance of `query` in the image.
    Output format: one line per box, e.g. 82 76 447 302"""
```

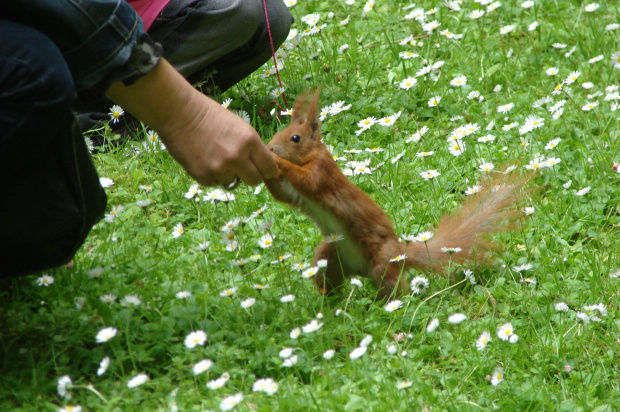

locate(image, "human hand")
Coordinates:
266 152 284 179
160 95 277 187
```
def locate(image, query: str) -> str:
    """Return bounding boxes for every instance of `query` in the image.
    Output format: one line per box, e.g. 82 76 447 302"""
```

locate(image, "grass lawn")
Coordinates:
2 0 620 410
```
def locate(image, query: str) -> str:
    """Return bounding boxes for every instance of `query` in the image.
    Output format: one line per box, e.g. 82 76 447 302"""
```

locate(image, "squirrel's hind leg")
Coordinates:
370 261 408 300
313 241 347 294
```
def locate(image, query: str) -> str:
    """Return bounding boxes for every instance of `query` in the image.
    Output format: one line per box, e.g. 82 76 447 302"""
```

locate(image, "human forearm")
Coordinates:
105 59 277 187
105 59 200 138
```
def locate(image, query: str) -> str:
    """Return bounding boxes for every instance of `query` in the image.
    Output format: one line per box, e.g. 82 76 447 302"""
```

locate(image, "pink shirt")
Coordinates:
127 0 170 31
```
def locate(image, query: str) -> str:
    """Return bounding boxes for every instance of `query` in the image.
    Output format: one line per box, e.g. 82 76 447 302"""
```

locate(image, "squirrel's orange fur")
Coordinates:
265 90 526 298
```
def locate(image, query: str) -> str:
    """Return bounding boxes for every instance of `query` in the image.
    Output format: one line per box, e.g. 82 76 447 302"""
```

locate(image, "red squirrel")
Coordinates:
264 90 526 299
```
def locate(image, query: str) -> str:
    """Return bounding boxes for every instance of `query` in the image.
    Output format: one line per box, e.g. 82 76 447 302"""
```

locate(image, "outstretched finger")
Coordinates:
249 142 278 180
235 160 263 187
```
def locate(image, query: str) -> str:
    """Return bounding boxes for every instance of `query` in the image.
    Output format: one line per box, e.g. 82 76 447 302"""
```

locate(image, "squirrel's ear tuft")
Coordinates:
305 88 322 139
291 91 311 124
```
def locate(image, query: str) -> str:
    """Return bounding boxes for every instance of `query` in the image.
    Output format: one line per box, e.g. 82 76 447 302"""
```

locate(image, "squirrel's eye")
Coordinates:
291 134 301 143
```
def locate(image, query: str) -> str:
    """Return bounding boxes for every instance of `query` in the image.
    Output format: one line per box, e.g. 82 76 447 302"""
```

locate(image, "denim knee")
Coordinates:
0 20 75 173
218 0 292 47
0 20 74 113
225 0 264 47
262 0 295 47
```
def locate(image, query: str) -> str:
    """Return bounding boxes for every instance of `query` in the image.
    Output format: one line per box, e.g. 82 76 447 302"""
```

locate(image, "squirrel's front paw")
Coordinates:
271 154 289 171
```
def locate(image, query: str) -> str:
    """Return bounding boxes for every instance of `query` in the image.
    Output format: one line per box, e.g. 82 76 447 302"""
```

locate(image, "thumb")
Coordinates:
249 140 278 180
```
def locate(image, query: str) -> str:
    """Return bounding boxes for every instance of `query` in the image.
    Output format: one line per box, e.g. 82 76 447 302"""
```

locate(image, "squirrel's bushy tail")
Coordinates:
405 171 530 272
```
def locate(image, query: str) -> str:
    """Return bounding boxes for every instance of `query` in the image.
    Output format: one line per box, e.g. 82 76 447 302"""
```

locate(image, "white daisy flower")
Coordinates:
220 393 243 411
193 359 214 375
384 300 403 312
127 373 148 389
219 287 238 297
184 330 207 349
96 327 118 343
290 328 301 339
497 322 514 341
97 356 110 376
360 335 373 347
302 319 324 333
448 313 467 324
426 318 440 333
282 354 298 367
57 375 73 399
491 367 504 386
36 274 55 287
240 298 256 309
349 346 368 360
253 378 278 395
172 223 184 238
476 331 492 350
258 233 275 248
207 372 230 390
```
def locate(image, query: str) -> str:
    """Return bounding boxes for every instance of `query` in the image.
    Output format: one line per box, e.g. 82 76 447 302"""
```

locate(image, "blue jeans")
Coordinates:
0 20 107 276
0 20 75 175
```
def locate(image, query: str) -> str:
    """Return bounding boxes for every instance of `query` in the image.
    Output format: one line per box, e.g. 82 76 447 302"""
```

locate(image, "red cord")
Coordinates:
261 0 289 112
